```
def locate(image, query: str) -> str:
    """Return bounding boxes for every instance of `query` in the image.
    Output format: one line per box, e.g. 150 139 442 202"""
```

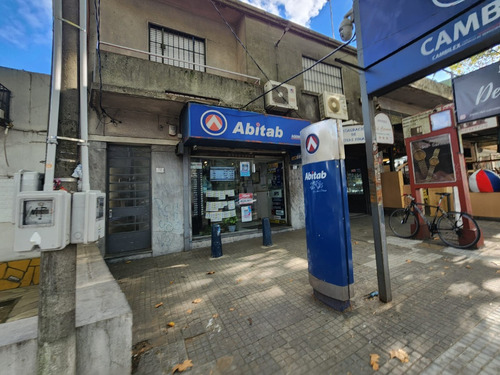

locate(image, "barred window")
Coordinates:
149 25 205 72
302 57 343 94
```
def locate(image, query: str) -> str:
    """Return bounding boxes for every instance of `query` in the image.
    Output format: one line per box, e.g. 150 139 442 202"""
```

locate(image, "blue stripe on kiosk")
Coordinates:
300 119 354 311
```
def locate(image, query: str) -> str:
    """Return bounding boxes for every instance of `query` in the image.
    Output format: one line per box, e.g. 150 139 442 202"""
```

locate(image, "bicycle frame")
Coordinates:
406 195 447 235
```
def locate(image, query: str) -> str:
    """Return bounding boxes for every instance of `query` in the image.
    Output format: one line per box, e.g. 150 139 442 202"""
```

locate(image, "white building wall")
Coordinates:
151 145 185 255
0 68 50 262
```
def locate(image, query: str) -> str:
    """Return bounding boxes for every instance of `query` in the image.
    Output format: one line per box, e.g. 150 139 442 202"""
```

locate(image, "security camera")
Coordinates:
339 8 354 42
339 19 353 41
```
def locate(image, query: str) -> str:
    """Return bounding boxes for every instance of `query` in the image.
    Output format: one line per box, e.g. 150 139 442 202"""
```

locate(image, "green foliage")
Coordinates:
222 216 238 226
448 45 499 76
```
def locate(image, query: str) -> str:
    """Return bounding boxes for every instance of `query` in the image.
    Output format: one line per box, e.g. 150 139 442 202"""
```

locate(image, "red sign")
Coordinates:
238 193 254 205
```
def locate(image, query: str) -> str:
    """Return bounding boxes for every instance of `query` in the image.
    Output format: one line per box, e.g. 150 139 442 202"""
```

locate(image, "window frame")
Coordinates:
302 56 344 94
148 24 206 72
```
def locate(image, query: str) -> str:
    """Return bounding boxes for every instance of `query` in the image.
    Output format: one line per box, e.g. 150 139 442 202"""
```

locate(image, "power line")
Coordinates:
240 33 356 110
208 0 271 83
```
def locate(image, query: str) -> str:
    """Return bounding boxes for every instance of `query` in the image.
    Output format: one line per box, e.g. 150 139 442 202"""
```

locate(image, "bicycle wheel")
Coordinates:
389 208 419 238
437 211 481 249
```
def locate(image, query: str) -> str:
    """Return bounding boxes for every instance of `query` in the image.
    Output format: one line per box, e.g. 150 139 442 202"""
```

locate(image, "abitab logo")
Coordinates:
200 110 228 136
304 170 327 181
432 0 465 7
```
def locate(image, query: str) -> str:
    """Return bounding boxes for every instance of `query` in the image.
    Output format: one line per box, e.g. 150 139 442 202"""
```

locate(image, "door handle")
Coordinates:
109 208 113 219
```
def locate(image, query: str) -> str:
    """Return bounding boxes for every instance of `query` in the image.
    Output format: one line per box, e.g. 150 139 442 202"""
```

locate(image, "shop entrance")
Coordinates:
106 145 152 256
191 155 287 237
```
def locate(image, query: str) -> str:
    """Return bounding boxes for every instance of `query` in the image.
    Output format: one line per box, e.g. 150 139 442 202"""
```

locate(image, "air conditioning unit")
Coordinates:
319 92 348 120
264 81 298 111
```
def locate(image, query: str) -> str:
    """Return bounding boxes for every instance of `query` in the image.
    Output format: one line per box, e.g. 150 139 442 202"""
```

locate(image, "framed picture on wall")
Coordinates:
410 133 456 184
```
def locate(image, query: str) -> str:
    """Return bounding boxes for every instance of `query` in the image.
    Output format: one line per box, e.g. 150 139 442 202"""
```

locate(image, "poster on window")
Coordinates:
240 161 250 177
410 134 456 184
241 206 252 222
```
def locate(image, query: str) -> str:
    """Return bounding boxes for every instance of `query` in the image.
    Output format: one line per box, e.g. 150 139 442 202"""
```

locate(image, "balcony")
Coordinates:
90 50 264 116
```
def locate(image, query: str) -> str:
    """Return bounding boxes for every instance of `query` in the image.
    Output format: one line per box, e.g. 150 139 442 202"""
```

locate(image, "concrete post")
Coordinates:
37 246 77 374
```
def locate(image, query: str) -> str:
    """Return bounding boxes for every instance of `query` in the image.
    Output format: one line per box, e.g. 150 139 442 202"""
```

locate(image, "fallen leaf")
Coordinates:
213 313 219 318
247 318 253 325
236 278 243 283
465 265 472 269
444 266 449 269
186 309 193 314
389 349 409 363
207 271 215 275
172 359 193 374
406 260 412 263
354 241 358 245
155 302 163 308
289 279 293 282
192 298 202 304
167 322 175 327
126 261 132 264
229 307 235 311
370 353 380 371
170 281 174 284
496 270 500 274
441 272 446 276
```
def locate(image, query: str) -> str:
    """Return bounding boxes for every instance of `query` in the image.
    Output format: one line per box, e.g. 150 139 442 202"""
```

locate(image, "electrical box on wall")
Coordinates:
71 190 106 244
14 190 71 252
12 170 44 223
264 80 298 111
319 92 348 120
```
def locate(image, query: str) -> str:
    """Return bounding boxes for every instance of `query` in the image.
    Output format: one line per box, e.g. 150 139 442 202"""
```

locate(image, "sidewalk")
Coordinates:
108 215 500 374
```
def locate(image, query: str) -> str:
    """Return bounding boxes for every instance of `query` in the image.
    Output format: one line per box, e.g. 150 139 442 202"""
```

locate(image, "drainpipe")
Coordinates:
80 0 90 192
43 0 63 191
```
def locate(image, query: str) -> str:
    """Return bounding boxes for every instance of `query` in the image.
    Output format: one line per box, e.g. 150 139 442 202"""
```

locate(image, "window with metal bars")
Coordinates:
149 24 205 72
302 57 343 94
0 83 11 127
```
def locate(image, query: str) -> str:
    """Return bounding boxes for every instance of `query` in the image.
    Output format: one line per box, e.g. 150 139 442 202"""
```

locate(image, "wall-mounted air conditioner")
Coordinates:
319 92 348 120
264 81 298 111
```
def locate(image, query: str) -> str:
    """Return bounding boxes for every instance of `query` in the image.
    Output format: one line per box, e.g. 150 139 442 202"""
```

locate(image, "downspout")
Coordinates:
43 0 63 191
80 0 90 192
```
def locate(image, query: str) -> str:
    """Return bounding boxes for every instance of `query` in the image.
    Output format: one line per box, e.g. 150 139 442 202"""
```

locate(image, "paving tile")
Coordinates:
107 215 500 374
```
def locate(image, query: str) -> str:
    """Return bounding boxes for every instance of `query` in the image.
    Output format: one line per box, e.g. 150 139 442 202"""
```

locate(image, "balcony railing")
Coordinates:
99 41 261 84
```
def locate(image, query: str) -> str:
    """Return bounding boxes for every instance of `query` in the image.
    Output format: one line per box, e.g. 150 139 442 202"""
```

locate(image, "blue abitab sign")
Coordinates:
182 103 310 147
356 0 500 95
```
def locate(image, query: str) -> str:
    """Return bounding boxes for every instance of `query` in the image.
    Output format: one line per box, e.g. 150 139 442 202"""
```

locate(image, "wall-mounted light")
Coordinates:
168 124 177 136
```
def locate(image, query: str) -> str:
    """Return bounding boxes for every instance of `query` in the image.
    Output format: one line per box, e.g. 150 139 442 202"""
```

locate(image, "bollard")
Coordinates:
262 217 272 246
211 224 223 258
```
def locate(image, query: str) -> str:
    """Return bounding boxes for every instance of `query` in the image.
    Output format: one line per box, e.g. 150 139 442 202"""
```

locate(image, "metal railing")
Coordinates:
99 41 261 84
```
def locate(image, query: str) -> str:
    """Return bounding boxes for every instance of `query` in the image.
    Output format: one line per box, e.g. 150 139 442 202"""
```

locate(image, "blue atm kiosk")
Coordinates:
300 120 354 311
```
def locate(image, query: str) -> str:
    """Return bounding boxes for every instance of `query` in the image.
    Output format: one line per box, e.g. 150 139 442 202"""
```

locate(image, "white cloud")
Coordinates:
239 0 328 27
0 0 52 49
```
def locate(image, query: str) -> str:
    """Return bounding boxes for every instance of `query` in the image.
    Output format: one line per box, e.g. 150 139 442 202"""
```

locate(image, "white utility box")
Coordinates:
14 190 71 251
71 190 106 244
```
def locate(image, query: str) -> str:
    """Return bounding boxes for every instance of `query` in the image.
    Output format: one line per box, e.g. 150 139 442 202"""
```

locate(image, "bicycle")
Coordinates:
389 192 481 249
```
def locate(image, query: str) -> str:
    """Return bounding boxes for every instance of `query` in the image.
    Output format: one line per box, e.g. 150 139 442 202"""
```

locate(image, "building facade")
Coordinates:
85 0 365 258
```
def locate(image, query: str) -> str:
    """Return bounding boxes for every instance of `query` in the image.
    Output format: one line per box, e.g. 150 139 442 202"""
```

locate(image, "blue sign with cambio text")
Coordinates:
183 103 310 146
359 0 481 68
357 0 500 95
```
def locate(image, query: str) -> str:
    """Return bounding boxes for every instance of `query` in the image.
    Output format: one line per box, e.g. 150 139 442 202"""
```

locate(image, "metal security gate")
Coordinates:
106 145 151 255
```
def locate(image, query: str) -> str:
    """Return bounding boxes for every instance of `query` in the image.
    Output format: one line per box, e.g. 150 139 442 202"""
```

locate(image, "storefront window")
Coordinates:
346 168 364 195
191 157 287 237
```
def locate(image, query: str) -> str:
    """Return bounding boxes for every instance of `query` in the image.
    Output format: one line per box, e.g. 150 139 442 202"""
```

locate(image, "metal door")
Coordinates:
106 145 151 255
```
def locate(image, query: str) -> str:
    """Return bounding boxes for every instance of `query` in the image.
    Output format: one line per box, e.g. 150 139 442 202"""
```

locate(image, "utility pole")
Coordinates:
353 0 392 303
37 0 80 373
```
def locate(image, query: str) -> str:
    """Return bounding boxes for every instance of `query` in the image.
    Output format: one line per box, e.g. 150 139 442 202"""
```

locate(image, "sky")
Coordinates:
0 0 353 76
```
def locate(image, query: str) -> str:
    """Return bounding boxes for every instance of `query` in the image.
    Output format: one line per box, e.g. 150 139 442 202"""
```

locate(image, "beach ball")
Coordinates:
469 169 500 192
